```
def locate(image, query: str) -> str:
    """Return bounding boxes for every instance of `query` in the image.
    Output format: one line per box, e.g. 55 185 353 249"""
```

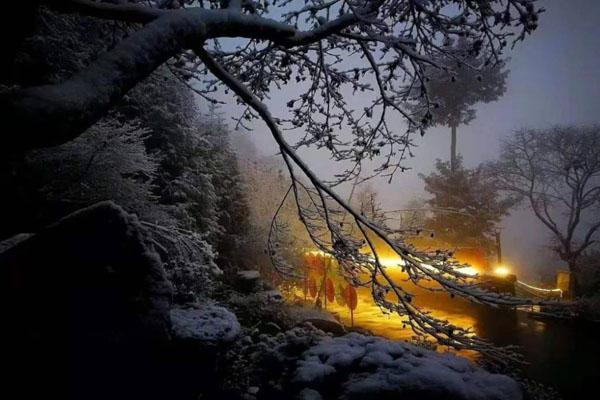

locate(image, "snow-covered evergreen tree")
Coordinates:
420 157 517 252
27 116 161 219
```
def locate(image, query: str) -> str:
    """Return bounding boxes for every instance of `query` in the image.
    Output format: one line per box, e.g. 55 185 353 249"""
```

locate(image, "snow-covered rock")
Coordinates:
235 270 262 293
1 201 173 399
171 305 241 345
294 333 522 400
260 289 285 304
288 306 346 336
297 388 323 400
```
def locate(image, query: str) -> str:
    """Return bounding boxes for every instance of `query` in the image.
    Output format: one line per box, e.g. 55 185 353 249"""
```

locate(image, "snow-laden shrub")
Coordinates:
142 222 221 303
219 324 328 398
27 116 163 220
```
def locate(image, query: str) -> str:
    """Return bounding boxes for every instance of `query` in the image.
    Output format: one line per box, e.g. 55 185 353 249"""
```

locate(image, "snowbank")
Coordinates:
294 333 522 400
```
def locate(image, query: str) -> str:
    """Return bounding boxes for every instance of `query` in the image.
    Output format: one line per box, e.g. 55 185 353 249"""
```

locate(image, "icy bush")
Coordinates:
142 222 221 303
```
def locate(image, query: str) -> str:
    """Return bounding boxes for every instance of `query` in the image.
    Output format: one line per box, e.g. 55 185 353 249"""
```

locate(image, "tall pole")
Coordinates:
495 230 502 264
450 125 457 172
323 266 327 309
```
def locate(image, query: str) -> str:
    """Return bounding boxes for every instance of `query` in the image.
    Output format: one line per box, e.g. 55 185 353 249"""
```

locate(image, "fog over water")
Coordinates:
217 0 600 280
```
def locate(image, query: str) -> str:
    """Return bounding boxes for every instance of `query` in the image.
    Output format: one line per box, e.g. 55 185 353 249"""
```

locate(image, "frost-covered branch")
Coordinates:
4 0 540 156
1 0 555 360
196 42 568 364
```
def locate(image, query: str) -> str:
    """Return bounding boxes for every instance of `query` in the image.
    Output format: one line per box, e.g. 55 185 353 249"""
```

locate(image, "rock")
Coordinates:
167 305 242 399
235 270 262 293
304 318 346 336
1 201 173 400
171 304 241 346
261 321 282 335
261 288 284 303
289 306 346 336
293 333 522 400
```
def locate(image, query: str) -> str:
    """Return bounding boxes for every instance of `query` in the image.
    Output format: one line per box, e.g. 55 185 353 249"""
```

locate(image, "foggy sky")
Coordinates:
220 0 600 279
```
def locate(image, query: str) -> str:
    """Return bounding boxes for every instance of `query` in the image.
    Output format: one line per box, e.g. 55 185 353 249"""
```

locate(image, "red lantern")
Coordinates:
308 277 317 298
344 285 358 311
325 278 335 303
306 254 316 269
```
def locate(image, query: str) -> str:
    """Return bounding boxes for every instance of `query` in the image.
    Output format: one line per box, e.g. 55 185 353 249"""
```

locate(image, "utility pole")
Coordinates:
495 230 502 264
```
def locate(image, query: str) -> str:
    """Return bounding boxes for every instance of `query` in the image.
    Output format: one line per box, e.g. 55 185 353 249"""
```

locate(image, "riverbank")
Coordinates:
300 281 600 400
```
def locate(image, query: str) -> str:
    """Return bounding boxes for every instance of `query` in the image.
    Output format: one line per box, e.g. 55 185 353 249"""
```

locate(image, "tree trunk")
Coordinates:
568 260 581 299
450 125 457 172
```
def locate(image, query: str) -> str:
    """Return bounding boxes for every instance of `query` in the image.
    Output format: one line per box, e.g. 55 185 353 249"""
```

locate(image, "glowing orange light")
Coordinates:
493 265 510 277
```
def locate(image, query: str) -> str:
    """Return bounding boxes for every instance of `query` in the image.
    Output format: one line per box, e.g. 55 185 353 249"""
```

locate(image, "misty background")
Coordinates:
212 0 600 280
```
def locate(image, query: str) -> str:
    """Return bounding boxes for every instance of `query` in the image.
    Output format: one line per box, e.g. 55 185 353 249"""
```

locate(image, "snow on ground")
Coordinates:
170 305 241 344
294 333 522 400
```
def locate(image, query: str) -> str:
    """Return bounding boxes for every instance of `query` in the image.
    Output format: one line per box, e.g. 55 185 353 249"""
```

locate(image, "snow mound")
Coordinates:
294 333 522 400
170 305 241 344
237 270 261 280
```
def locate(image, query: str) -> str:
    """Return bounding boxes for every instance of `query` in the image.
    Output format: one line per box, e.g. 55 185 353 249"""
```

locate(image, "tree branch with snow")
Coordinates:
2 0 562 362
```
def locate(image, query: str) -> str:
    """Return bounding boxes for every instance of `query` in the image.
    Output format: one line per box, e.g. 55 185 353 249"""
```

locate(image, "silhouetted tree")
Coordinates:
415 38 508 171
489 126 600 296
421 157 517 253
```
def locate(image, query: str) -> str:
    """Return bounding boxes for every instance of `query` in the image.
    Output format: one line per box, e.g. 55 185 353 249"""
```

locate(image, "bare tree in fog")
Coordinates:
2 0 558 361
489 126 600 296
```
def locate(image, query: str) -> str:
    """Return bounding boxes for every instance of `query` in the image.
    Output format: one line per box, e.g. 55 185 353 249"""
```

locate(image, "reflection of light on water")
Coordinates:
533 321 546 334
517 318 546 334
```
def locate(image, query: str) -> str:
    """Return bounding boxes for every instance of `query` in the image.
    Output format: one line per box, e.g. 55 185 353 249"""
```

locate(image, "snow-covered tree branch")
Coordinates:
1 0 561 362
2 0 539 154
